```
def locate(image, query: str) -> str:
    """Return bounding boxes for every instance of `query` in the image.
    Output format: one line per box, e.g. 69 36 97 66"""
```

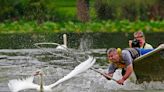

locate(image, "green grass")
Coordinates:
53 0 95 7
53 0 76 7
57 7 77 17
51 0 95 19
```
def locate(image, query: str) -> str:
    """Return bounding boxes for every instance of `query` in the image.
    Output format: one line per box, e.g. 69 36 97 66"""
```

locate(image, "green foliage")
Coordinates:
0 0 95 22
0 0 78 22
0 20 163 33
0 0 163 21
95 0 163 20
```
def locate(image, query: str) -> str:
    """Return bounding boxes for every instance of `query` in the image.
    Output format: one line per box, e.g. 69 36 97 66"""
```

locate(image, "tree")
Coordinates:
77 0 90 22
149 0 164 20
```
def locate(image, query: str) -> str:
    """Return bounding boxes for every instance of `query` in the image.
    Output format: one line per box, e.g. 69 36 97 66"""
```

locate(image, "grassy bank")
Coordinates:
0 20 164 33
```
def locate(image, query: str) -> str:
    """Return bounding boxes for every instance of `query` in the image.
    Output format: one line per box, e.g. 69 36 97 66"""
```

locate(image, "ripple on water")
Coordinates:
0 49 164 92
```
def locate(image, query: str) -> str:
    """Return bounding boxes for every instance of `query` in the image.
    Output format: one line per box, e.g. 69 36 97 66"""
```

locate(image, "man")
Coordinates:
129 31 153 49
104 47 154 85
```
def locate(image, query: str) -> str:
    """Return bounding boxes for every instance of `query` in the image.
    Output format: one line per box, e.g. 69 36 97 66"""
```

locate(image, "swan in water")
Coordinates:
56 34 67 50
8 56 96 92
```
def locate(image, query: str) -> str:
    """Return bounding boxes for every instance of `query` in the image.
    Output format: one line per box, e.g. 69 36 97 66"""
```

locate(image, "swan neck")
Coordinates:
63 34 67 47
40 74 44 92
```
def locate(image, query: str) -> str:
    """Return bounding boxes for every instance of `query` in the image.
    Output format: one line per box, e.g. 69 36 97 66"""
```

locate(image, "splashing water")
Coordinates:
0 49 164 92
8 56 96 92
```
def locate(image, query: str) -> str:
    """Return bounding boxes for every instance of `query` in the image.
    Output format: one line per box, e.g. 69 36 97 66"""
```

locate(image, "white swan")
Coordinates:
56 34 67 50
8 56 96 92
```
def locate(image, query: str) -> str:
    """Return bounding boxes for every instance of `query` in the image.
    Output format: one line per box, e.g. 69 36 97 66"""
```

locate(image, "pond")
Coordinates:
0 48 164 92
0 32 164 92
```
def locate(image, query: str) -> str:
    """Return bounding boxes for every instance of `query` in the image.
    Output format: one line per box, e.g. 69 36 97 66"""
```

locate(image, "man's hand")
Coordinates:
116 78 125 85
129 40 132 48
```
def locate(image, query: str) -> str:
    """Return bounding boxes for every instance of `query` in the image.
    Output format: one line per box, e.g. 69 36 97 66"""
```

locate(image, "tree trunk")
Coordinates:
149 0 164 20
77 0 90 22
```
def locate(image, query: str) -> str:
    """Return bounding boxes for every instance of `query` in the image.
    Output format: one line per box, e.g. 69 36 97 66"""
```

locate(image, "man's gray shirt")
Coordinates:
108 50 133 73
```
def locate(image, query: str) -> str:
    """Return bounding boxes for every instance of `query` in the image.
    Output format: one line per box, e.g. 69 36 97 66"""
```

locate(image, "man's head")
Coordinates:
133 31 145 47
107 48 120 63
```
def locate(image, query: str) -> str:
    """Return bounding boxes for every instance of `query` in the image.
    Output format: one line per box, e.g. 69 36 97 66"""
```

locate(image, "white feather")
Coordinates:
8 56 96 92
56 44 67 50
8 76 39 92
49 56 96 88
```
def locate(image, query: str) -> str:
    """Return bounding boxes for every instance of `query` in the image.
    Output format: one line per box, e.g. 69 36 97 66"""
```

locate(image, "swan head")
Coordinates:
33 71 53 91
33 70 43 76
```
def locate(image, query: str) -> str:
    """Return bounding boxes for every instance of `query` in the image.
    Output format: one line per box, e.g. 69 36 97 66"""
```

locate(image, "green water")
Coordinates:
0 32 164 49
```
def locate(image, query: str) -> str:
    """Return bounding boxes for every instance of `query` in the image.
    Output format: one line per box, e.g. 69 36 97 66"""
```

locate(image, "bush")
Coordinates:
0 20 163 33
94 0 164 21
0 0 76 22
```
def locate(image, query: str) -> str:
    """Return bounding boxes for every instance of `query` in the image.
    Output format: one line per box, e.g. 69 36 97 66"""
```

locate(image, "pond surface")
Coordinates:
0 49 164 92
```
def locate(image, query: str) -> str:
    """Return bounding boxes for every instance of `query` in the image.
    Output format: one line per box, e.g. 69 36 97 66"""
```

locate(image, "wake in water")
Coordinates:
87 69 164 91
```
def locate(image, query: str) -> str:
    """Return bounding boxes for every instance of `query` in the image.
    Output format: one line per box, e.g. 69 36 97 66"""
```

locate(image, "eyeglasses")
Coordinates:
135 36 143 39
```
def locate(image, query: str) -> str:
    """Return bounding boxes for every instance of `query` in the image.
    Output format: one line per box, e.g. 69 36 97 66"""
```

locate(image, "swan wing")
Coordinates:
8 76 39 92
49 56 96 88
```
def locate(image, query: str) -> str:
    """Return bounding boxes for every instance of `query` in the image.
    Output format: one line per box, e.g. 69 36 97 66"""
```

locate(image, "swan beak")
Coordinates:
33 71 42 76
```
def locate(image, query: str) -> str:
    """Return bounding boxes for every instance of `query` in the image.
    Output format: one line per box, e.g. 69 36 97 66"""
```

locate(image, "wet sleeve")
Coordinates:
122 50 133 66
108 63 117 74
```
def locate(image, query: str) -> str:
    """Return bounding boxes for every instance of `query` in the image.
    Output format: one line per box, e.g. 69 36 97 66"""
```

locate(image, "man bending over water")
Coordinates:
104 44 164 85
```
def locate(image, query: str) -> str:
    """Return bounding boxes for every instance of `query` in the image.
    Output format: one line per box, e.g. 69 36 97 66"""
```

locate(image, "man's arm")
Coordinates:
104 63 116 80
122 64 133 80
117 64 133 85
117 50 134 85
